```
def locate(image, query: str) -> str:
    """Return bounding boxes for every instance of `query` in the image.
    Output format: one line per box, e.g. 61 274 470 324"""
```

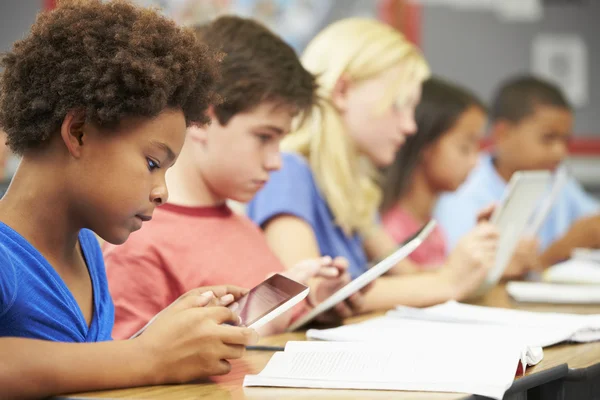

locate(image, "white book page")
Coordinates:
245 340 526 400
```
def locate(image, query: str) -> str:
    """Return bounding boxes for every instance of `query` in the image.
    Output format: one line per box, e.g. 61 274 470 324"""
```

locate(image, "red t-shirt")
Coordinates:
382 205 448 269
104 203 289 339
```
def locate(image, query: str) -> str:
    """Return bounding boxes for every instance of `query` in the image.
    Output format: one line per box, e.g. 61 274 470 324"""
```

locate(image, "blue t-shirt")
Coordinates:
435 153 599 251
248 152 368 279
0 223 114 342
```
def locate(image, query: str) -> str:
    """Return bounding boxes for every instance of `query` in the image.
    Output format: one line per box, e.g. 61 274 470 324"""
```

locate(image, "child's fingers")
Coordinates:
219 343 247 360
476 203 496 222
359 281 375 294
332 300 353 319
331 256 349 272
216 325 259 346
172 291 215 313
217 294 235 306
346 292 364 312
314 266 340 278
200 306 241 326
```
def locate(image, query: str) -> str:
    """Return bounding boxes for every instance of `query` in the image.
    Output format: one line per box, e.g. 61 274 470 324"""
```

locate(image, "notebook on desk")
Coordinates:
507 281 600 304
543 258 600 285
243 339 542 400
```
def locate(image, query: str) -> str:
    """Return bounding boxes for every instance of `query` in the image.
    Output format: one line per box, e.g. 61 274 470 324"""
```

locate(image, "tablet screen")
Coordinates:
233 274 307 327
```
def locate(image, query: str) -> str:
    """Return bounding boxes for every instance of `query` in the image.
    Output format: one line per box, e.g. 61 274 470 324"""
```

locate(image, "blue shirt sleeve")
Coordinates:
0 245 17 319
566 178 599 220
434 192 480 252
248 153 318 228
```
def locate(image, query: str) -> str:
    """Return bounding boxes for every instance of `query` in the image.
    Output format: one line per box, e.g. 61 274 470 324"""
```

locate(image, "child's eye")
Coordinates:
147 158 160 171
257 134 272 143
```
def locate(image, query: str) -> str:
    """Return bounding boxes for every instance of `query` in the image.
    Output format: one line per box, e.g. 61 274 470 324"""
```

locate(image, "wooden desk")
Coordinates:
61 323 469 400
61 285 600 400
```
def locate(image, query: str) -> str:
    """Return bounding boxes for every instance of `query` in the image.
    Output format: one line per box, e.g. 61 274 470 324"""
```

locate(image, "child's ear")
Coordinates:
331 73 351 112
187 124 209 144
490 119 512 145
188 106 217 144
60 110 86 158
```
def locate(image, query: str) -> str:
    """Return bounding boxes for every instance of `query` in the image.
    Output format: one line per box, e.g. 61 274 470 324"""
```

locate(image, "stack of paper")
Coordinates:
572 248 600 263
244 339 542 400
386 301 600 344
507 281 600 304
544 258 600 285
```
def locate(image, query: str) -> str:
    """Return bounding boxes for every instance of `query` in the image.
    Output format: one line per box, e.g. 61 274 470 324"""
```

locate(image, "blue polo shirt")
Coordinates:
435 153 599 251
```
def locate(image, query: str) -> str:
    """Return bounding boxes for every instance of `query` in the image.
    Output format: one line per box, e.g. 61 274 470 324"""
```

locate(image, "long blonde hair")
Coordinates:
283 18 430 236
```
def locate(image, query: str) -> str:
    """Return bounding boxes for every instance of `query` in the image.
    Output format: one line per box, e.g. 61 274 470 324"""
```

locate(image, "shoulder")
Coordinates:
273 152 316 184
248 153 321 228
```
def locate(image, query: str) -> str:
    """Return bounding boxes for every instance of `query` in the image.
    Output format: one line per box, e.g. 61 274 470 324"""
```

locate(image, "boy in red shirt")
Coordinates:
105 16 360 339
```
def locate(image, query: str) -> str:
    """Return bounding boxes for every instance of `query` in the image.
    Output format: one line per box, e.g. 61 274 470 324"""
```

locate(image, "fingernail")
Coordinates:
220 294 234 305
200 291 214 299
229 302 239 312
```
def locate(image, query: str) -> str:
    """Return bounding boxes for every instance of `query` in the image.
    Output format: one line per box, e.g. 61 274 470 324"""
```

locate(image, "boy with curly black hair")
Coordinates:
0 1 257 397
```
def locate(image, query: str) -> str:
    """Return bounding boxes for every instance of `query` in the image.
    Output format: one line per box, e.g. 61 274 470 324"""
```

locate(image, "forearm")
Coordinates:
540 236 574 269
0 338 154 399
362 272 456 312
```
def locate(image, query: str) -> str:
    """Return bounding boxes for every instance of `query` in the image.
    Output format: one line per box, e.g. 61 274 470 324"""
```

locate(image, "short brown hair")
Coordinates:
0 0 220 155
490 75 571 124
194 16 317 125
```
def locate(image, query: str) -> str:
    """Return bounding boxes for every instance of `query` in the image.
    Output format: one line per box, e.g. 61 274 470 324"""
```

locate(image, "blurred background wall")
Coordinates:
1 0 598 194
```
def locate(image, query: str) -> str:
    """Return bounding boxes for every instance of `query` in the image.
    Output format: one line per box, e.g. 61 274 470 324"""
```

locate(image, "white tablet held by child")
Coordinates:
287 220 437 331
472 170 552 297
231 273 309 330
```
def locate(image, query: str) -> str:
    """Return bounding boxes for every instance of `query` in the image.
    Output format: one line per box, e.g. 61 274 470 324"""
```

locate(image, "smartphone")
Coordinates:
230 273 309 330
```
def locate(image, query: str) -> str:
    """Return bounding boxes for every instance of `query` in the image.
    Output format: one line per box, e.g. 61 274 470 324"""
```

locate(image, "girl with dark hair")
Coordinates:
381 77 488 269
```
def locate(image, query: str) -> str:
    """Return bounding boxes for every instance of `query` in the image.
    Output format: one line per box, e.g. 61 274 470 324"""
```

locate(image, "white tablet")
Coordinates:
524 165 568 236
231 273 309 330
472 170 552 297
287 220 437 331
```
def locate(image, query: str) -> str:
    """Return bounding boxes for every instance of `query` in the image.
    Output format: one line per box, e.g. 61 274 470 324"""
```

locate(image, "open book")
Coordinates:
244 340 542 400
507 281 600 304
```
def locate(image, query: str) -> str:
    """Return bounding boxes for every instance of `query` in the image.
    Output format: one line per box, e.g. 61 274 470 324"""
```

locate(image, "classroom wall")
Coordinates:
420 1 600 134
0 1 42 54
1 0 598 193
